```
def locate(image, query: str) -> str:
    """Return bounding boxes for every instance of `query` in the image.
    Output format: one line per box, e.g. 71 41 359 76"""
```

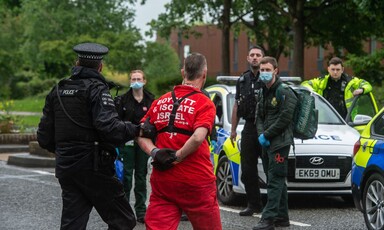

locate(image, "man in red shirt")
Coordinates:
137 53 222 230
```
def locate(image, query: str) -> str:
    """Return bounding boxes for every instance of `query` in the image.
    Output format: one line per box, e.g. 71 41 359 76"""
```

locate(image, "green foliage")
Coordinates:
345 37 384 107
1 0 384 102
15 78 58 99
100 31 144 72
0 100 22 133
12 97 45 113
0 0 146 99
148 0 233 74
151 0 384 77
345 50 384 86
10 97 45 133
235 1 292 59
153 76 182 97
38 40 75 79
142 41 181 96
19 115 41 131
0 97 45 132
19 0 141 78
307 1 374 55
0 3 23 98
372 84 384 108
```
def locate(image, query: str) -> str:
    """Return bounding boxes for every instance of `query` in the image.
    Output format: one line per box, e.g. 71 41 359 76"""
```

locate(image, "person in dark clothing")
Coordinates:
253 56 298 230
37 42 138 230
115 69 155 224
230 45 264 216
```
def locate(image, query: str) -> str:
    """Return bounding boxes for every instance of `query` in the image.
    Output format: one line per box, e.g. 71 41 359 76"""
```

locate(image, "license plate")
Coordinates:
295 168 340 179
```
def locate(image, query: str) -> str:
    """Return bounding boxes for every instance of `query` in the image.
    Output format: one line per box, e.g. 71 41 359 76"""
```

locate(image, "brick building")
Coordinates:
161 25 382 80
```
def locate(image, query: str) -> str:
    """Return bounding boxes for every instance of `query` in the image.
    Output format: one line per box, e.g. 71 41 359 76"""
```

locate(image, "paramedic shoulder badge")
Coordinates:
271 97 277 106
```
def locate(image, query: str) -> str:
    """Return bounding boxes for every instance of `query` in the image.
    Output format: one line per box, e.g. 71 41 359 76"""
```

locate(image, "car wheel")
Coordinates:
216 155 239 205
363 173 384 230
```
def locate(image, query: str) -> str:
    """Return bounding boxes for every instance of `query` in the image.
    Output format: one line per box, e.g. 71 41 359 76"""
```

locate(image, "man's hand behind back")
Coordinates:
151 148 178 171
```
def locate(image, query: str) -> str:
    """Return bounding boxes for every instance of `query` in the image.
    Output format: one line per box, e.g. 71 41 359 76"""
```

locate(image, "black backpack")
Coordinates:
277 84 318 140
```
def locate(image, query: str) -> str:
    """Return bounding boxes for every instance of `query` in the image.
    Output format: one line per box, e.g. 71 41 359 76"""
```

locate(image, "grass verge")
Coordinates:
12 97 45 113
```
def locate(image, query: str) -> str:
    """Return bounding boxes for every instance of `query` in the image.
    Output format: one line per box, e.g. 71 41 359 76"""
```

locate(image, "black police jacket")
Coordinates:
37 66 139 178
115 88 154 125
235 70 263 121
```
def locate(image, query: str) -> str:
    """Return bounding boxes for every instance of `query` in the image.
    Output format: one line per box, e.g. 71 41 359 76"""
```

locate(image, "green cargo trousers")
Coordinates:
119 142 150 219
261 145 290 221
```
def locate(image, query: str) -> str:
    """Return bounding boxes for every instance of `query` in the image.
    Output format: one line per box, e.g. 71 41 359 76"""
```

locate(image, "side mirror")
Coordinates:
348 114 372 126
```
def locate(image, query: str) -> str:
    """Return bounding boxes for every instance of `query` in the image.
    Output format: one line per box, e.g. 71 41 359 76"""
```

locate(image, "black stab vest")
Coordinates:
53 78 97 144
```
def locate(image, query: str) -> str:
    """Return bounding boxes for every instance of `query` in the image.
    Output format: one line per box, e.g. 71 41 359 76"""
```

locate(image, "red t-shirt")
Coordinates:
142 85 216 185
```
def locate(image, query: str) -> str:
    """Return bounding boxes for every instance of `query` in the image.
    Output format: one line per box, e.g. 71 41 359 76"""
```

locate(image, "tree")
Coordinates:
236 0 292 60
98 31 144 73
150 0 384 78
345 0 384 86
0 0 149 99
143 41 180 79
269 0 384 77
20 0 139 78
148 0 234 75
142 41 180 96
0 0 23 98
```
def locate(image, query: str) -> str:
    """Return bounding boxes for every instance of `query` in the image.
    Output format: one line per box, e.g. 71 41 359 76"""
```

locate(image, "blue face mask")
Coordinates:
259 71 273 84
130 82 144 89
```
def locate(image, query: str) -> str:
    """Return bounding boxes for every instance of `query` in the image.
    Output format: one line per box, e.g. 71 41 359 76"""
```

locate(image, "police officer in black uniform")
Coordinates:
230 45 264 216
37 43 138 230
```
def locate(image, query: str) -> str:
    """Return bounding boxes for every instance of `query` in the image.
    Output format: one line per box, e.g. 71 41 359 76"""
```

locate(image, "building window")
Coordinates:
184 45 190 58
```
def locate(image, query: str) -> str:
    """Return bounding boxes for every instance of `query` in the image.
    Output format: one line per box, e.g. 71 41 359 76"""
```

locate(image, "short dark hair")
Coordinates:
183 53 207 81
77 58 102 69
248 45 265 56
260 56 278 69
328 57 343 67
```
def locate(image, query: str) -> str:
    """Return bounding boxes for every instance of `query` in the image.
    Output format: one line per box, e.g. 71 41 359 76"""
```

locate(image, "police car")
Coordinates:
207 76 376 205
352 107 384 230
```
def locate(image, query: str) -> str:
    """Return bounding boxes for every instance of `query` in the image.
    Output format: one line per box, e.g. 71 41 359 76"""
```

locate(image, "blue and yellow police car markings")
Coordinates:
354 138 376 168
367 139 384 171
211 126 242 186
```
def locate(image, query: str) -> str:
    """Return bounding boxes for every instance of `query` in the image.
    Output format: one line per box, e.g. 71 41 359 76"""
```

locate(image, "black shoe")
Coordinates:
180 213 189 221
274 217 290 227
137 216 145 223
239 206 262 216
252 218 275 230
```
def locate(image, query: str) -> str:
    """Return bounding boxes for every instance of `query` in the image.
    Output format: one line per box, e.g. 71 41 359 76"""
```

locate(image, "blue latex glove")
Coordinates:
258 134 270 147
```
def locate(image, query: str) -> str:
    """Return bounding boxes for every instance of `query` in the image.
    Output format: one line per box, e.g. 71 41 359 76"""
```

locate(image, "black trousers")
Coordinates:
58 167 136 230
240 121 263 209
